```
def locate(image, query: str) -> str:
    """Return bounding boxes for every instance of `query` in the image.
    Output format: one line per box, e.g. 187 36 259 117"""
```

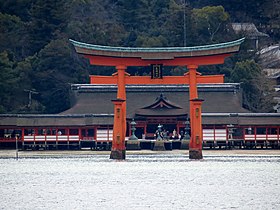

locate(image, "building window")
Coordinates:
245 127 254 135
57 129 66 135
268 128 277 135
24 129 35 135
69 129 78 135
82 129 94 137
256 127 266 135
37 129 45 135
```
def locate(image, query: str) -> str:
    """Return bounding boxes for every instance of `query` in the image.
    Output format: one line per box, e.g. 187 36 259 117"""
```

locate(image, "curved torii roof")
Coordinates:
69 38 245 66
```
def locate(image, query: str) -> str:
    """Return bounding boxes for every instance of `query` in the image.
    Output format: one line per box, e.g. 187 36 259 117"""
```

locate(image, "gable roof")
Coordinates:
141 93 183 109
231 23 269 38
135 93 187 117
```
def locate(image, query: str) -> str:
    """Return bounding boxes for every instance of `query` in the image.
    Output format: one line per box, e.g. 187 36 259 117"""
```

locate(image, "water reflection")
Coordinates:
0 154 279 210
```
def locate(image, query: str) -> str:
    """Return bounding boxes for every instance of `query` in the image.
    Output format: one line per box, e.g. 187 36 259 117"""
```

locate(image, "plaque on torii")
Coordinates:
70 38 244 159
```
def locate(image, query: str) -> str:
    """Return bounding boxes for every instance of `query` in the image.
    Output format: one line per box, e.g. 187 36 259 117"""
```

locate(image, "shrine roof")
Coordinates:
0 114 114 126
63 83 249 117
69 38 245 60
135 93 187 117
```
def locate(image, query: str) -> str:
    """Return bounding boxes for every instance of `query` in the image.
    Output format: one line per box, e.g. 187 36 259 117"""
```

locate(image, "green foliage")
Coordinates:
67 0 125 45
192 6 230 43
0 51 16 113
0 13 30 60
29 0 69 54
116 0 193 47
0 0 34 21
230 60 276 112
31 39 89 113
189 0 280 40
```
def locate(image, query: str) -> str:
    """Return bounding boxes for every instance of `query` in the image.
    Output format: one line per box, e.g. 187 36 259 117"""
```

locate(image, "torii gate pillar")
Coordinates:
189 98 204 159
110 99 126 159
188 65 203 159
116 65 127 140
110 65 127 160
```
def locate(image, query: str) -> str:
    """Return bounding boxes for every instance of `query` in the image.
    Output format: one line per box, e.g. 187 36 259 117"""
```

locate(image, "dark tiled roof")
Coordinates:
135 109 188 117
1 84 279 127
0 115 18 126
202 113 280 126
62 84 249 117
135 93 187 116
0 114 114 127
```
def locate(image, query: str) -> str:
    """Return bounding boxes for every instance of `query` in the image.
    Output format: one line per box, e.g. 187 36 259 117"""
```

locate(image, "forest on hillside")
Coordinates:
0 0 279 114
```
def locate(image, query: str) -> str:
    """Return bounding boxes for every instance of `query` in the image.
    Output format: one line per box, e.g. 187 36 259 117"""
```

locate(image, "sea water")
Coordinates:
0 154 279 210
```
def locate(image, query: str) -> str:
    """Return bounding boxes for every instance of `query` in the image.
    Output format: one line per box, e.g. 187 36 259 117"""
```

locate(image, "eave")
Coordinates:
69 38 245 60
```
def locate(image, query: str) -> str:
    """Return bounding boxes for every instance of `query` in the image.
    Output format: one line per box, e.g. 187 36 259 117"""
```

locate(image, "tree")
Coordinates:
14 57 44 113
0 0 34 21
161 0 194 46
0 13 30 60
116 0 192 47
263 0 280 41
0 51 16 112
230 60 276 112
67 0 125 46
29 0 69 54
192 6 230 43
31 39 89 113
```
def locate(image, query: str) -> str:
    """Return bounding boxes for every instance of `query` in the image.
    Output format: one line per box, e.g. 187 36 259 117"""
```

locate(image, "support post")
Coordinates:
189 99 204 159
110 99 126 159
187 65 203 159
116 65 127 143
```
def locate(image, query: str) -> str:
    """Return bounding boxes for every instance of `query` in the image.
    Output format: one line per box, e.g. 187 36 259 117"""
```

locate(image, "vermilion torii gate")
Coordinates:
70 38 244 159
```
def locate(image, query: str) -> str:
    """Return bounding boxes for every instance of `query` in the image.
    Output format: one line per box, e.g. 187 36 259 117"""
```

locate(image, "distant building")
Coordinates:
273 85 280 113
231 23 270 50
259 45 280 68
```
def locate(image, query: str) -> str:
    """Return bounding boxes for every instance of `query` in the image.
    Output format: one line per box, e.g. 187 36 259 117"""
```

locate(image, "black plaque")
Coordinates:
151 64 163 79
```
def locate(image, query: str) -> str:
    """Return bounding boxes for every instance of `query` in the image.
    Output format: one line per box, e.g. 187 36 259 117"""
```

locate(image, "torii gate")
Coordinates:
70 38 244 160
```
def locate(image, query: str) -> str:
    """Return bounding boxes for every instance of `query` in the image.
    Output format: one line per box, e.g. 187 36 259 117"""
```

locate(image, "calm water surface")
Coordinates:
0 154 280 210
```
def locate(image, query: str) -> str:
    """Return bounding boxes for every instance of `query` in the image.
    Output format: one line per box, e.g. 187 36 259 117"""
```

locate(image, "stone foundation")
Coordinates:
126 140 141 150
110 150 126 159
189 149 203 159
180 140 190 150
153 141 166 151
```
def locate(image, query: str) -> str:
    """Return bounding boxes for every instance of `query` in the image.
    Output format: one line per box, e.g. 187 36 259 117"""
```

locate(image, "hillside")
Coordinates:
0 0 279 113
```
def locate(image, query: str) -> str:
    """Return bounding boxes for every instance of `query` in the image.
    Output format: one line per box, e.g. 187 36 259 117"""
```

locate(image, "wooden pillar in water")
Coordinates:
189 99 204 159
110 65 127 159
116 65 127 142
110 99 126 159
187 65 203 159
